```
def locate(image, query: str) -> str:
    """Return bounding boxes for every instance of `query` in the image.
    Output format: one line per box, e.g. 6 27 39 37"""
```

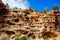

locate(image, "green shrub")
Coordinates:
15 37 26 40
15 37 20 40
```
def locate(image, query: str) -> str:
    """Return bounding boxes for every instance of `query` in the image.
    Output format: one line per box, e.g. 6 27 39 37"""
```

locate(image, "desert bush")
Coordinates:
15 37 26 40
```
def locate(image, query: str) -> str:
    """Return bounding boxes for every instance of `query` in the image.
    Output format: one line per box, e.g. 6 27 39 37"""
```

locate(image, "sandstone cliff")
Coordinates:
0 0 60 40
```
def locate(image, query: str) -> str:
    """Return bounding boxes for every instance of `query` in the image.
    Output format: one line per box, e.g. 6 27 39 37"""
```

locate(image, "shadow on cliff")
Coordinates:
0 2 9 28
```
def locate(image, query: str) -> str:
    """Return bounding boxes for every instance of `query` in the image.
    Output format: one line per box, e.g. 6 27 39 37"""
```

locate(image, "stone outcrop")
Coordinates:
0 0 60 40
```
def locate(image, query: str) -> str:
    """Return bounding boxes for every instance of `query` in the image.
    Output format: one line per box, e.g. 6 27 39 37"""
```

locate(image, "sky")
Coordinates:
2 0 30 10
28 0 60 11
2 0 60 11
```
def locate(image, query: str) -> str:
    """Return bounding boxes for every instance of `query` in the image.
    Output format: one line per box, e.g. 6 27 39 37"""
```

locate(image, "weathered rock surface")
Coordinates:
0 0 60 40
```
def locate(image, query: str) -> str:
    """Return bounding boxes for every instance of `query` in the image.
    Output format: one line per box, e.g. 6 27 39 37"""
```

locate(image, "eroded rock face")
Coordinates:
0 1 60 40
0 9 60 40
0 0 6 9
